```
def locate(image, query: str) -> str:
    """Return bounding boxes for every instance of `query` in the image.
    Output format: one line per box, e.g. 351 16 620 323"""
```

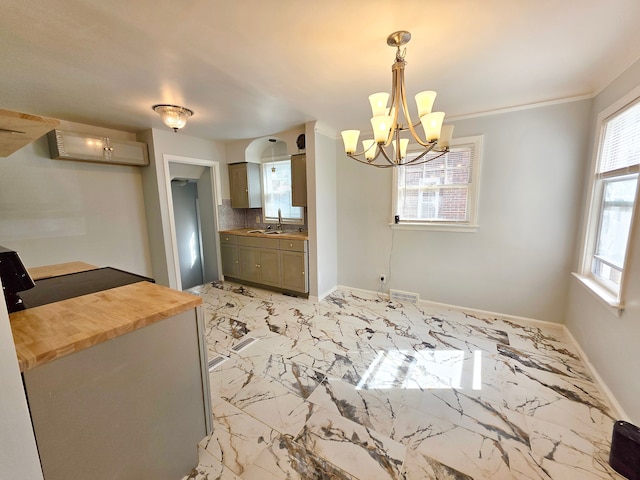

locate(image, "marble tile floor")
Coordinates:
181 281 624 480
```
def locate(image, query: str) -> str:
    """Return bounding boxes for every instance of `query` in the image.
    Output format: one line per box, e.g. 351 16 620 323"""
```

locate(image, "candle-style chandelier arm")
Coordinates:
346 143 449 168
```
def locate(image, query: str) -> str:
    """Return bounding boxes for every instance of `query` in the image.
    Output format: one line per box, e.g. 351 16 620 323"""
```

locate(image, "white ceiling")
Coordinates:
2 0 640 141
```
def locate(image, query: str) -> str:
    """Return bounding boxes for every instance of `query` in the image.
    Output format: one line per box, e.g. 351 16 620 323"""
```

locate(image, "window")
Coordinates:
392 135 483 231
261 159 304 224
580 96 640 306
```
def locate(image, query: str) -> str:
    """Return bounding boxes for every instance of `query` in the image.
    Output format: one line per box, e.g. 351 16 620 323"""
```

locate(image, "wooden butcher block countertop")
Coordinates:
10 262 202 372
219 228 308 240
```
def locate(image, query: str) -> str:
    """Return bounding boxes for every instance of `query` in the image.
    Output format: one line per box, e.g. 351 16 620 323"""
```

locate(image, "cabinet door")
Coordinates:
281 251 308 293
258 249 281 287
110 138 149 166
291 154 307 207
229 163 250 208
246 162 262 208
220 244 239 278
49 130 105 162
237 246 260 282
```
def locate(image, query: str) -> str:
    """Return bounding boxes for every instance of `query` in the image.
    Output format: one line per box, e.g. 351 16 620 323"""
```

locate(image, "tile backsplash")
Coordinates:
217 199 307 232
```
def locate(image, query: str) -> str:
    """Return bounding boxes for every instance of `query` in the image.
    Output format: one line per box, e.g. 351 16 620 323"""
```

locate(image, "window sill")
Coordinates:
571 273 624 317
389 222 479 233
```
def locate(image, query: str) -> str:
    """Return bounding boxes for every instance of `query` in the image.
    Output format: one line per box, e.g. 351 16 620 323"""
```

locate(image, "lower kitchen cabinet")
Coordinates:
237 245 282 288
220 233 308 295
220 243 239 278
281 251 308 292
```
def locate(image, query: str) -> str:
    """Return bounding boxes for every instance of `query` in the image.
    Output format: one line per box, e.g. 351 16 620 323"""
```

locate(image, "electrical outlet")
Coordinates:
256 215 261 224
380 274 386 283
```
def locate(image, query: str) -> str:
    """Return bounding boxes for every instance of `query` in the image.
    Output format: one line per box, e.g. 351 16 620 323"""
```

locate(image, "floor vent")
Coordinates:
208 355 228 371
389 289 420 304
231 336 258 353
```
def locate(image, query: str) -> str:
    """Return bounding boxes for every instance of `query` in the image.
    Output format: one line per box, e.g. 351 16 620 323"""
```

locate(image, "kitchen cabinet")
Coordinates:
220 234 239 278
280 238 308 292
12 266 211 480
219 232 308 295
291 153 307 207
23 307 209 480
48 129 149 166
228 162 262 208
237 236 281 287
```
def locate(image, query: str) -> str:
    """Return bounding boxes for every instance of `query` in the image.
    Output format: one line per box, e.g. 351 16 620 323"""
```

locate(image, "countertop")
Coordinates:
10 262 202 372
219 228 309 241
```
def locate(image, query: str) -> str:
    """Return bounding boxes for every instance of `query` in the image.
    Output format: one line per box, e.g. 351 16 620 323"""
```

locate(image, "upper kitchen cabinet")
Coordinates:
0 109 60 157
290 153 307 207
48 129 149 166
228 162 261 208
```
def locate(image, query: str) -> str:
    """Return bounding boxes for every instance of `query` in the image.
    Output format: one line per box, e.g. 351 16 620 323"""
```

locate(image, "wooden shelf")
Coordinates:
0 108 60 157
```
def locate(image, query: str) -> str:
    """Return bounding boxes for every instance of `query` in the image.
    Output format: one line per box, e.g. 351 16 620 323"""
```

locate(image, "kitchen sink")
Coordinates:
247 229 266 234
263 230 284 235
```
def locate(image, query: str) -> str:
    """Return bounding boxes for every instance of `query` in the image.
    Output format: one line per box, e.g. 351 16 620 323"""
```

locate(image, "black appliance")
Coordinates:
0 246 35 313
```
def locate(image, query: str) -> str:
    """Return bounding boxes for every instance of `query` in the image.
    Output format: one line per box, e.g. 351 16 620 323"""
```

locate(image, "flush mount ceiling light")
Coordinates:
341 31 454 168
152 104 194 132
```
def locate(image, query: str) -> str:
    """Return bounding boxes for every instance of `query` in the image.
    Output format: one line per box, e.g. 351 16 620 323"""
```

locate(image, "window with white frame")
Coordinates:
581 97 640 304
261 159 304 224
393 135 482 230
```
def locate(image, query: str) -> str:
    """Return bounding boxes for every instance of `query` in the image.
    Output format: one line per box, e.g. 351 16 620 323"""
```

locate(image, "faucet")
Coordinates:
277 208 283 230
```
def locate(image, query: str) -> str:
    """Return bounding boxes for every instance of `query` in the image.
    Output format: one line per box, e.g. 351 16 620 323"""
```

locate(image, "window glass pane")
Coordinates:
262 160 303 221
594 176 637 270
397 147 472 222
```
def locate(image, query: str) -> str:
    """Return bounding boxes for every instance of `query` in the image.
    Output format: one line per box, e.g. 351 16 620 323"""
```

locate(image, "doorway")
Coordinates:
170 180 204 290
162 154 223 291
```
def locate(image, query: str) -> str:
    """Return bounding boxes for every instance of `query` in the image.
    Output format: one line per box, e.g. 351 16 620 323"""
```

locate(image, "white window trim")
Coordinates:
575 85 640 314
391 135 483 232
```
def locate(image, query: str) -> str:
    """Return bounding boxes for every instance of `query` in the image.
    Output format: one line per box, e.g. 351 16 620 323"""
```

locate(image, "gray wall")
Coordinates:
139 128 226 287
305 123 338 298
337 100 592 323
565 57 640 422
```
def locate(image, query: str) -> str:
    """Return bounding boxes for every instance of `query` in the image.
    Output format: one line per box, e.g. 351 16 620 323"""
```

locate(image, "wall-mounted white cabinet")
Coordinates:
48 129 149 166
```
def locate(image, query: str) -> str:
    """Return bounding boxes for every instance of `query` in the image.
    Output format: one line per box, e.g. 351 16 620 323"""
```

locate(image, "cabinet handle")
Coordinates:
256 264 261 268
289 243 293 247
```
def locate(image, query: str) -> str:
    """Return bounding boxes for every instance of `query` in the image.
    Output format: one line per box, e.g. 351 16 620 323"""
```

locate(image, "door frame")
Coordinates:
162 154 222 290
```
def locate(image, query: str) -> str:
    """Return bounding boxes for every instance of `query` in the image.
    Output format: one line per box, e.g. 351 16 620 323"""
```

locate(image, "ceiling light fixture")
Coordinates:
152 104 194 132
341 31 454 168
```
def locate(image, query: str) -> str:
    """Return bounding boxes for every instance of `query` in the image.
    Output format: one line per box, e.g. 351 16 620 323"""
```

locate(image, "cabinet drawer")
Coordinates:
279 239 306 252
219 234 237 245
236 236 279 249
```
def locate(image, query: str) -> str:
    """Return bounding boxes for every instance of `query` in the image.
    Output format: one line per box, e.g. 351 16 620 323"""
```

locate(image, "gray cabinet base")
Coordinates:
23 309 210 480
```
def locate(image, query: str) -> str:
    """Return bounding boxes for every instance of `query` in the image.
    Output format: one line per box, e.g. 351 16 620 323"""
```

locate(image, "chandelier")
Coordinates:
340 31 454 168
152 104 194 132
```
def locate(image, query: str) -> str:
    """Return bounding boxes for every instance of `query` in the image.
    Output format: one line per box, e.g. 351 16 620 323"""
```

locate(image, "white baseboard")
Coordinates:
562 326 629 421
317 285 338 301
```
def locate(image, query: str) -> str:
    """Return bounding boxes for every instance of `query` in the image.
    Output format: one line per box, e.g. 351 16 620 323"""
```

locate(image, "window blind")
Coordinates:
599 99 640 175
